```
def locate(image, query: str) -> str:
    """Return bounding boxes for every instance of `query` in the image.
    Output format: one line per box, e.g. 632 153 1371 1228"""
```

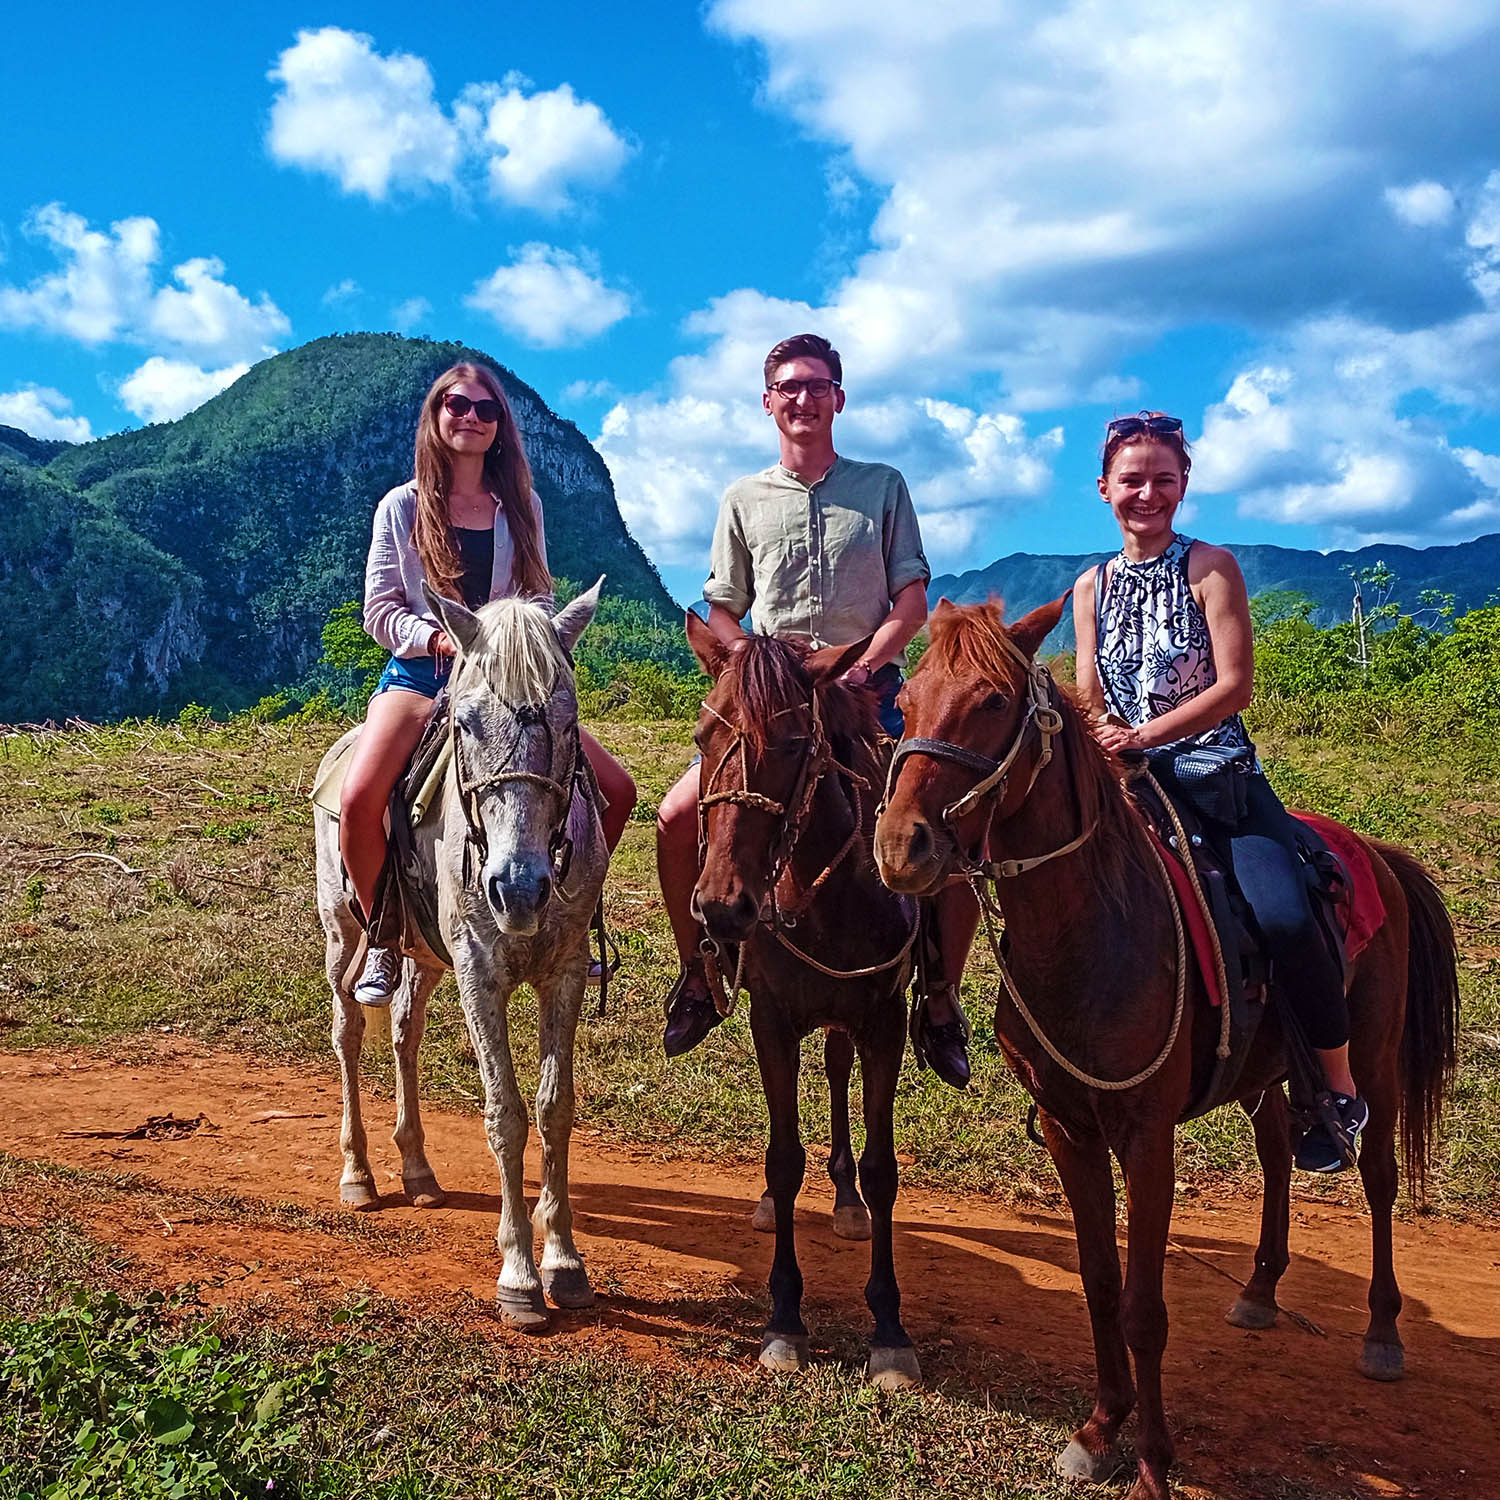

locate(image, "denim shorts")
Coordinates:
374 653 450 700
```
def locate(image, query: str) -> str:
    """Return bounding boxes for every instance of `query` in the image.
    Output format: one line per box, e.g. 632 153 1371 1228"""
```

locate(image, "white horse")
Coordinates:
313 582 607 1329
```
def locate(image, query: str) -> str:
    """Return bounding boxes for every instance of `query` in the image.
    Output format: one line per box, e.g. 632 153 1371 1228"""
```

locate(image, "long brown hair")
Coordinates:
412 363 551 601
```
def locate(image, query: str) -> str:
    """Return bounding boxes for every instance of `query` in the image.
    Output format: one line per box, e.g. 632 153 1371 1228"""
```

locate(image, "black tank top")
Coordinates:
454 526 494 611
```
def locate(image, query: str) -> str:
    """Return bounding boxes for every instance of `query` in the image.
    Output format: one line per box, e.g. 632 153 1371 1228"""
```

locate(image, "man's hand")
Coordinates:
839 660 875 687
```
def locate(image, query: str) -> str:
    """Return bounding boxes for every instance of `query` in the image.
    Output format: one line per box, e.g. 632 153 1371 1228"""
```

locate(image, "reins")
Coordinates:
696 686 918 1010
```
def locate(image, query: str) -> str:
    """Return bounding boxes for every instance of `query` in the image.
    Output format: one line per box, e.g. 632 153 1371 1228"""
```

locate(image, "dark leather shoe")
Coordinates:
663 976 723 1058
920 1018 971 1090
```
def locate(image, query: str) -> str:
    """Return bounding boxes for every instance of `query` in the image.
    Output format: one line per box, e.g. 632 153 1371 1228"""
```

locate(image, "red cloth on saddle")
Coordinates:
1146 829 1224 1008
1289 811 1386 961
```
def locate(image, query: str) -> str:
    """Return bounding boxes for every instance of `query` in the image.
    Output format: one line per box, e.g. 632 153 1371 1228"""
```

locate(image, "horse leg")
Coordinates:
754 1013 809 1371
532 962 594 1310
1354 1052 1405 1380
1118 1127 1178 1500
857 1018 920 1389
329 918 378 1210
1045 1116 1133 1483
826 1028 871 1241
390 960 446 1208
458 946 547 1331
1226 1086 1291 1329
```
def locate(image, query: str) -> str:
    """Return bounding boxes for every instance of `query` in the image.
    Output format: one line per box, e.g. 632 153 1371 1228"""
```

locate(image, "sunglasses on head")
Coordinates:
1106 413 1183 440
443 392 503 424
767 378 841 399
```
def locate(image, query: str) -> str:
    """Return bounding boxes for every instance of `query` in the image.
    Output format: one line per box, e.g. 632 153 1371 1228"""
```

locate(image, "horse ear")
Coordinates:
553 576 604 654
1009 591 1071 660
423 582 482 655
807 634 872 684
685 608 726 677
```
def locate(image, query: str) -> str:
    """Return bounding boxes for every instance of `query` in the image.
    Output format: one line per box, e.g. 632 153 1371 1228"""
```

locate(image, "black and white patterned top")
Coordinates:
1094 534 1253 753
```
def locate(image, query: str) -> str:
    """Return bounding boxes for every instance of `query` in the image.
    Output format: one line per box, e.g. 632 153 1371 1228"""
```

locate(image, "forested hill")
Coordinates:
930 533 1500 649
0 335 672 722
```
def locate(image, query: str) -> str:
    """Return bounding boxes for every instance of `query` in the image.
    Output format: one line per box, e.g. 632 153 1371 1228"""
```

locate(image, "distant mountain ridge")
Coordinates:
930 533 1500 650
0 335 672 722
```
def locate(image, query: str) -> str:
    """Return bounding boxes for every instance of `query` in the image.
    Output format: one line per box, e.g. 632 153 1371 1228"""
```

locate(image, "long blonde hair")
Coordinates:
412 363 551 602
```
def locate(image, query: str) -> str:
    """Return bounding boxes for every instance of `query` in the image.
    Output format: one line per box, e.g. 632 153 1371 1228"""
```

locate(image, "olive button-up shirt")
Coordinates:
702 457 930 647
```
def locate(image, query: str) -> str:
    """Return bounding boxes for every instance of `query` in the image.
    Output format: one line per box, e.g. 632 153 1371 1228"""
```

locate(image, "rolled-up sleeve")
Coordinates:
363 490 435 658
702 488 753 620
882 474 930 598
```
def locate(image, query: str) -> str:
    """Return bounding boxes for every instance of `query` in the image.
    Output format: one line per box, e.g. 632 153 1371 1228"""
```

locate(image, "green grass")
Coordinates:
0 713 1495 1218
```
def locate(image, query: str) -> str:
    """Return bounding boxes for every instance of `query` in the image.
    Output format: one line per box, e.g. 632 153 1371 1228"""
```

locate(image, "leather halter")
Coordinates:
451 694 581 891
880 631 1095 880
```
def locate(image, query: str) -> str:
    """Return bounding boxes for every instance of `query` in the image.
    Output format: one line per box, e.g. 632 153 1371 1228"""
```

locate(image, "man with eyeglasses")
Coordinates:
655 332 973 1088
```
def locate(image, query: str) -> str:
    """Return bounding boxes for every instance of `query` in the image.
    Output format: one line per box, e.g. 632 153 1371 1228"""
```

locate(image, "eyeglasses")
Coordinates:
443 393 503 424
1105 413 1183 440
766 378 841 400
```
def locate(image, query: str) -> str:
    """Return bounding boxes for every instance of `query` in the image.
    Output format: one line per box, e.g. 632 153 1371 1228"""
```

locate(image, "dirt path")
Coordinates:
3 1044 1497 1500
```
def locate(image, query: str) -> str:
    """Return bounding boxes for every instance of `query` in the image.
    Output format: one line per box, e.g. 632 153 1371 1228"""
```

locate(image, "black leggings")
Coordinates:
1227 773 1348 1051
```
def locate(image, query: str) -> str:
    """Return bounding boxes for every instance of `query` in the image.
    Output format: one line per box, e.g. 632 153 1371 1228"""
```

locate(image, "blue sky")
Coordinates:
5 2 1500 607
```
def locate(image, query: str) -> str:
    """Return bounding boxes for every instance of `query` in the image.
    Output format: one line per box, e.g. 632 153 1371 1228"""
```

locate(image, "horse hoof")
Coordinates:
542 1265 595 1310
1225 1295 1278 1330
340 1180 379 1211
832 1204 872 1241
750 1194 776 1233
1358 1339 1405 1382
496 1284 549 1332
1057 1437 1125 1483
402 1175 446 1209
758 1333 810 1373
867 1344 921 1390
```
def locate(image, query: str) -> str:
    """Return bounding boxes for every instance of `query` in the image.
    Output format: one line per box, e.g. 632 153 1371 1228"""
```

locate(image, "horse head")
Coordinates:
426 579 601 935
874 595 1067 895
684 610 873 947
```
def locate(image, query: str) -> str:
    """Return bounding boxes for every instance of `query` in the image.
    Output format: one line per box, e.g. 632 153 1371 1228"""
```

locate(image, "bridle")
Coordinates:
694 686 917 1001
880 632 1095 882
451 693 581 894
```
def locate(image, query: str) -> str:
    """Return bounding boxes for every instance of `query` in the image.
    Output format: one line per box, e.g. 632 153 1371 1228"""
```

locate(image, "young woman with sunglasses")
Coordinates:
340 362 636 1003
1072 413 1366 1173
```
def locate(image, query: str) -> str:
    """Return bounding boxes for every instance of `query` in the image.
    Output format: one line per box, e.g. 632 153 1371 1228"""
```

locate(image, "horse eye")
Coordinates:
983 692 1010 712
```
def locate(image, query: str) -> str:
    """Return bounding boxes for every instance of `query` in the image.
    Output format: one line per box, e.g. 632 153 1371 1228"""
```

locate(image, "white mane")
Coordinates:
456 596 571 705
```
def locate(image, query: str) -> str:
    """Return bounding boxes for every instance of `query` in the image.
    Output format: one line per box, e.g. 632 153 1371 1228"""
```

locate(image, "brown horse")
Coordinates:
685 611 922 1388
873 597 1459 1500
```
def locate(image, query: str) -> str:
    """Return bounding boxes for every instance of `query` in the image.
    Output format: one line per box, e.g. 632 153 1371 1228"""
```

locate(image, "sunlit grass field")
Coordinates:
1 709 1495 1219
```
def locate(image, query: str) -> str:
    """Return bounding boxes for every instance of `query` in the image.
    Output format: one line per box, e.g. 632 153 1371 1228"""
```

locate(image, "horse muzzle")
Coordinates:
692 882 761 946
484 857 553 934
874 812 952 896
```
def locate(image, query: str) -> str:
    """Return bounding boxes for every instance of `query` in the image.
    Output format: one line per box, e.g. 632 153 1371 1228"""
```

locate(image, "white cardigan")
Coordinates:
363 481 550 658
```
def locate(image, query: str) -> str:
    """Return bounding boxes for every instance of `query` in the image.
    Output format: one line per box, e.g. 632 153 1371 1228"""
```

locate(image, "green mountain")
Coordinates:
2 335 672 722
930 534 1500 650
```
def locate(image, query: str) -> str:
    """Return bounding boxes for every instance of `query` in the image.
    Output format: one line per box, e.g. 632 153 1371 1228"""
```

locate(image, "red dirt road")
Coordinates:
3 1044 1497 1500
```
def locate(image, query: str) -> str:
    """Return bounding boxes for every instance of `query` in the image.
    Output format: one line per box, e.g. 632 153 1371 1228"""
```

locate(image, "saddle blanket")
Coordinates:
1150 812 1387 1009
309 731 452 828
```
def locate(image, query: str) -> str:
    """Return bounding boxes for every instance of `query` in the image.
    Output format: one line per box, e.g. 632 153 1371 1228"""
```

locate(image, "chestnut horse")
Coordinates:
873 597 1458 1500
685 612 922 1388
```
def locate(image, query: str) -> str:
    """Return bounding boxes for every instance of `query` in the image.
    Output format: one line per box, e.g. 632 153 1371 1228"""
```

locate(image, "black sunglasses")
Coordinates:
1106 413 1183 440
443 392 503 423
766 378 841 399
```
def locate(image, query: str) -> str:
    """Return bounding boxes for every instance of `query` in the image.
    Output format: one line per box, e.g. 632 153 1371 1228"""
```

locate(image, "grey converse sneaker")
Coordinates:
354 947 402 1007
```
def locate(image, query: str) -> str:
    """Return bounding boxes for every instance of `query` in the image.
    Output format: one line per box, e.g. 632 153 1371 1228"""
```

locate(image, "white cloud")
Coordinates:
390 296 431 331
267 28 460 200
561 378 618 402
267 29 628 214
0 385 93 442
466 244 630 347
322 278 361 305
118 357 249 424
463 81 631 213
0 204 287 365
1385 181 1456 228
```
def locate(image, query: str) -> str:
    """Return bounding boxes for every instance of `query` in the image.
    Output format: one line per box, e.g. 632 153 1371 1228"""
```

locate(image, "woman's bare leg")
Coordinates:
579 729 636 853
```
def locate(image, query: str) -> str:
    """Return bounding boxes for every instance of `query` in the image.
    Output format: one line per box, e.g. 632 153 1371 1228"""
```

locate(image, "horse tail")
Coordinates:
1371 838 1460 1197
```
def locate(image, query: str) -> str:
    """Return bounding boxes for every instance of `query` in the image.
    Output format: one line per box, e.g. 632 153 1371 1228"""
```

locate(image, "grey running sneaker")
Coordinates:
354 947 402 1007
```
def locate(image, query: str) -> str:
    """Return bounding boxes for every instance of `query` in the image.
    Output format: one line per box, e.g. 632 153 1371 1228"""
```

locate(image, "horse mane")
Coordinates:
455 596 572 704
728 636 883 772
926 601 1153 907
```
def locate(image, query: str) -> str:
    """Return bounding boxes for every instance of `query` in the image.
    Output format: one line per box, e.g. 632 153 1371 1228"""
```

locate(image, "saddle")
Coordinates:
1130 769 1356 1121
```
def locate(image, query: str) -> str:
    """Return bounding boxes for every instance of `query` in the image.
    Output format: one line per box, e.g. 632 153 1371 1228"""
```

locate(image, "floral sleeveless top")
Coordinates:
1094 535 1253 754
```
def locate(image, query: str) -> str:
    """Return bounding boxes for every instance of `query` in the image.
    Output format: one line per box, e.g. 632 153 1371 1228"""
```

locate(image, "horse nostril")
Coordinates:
487 874 508 911
535 874 552 907
907 821 933 864
732 890 758 926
